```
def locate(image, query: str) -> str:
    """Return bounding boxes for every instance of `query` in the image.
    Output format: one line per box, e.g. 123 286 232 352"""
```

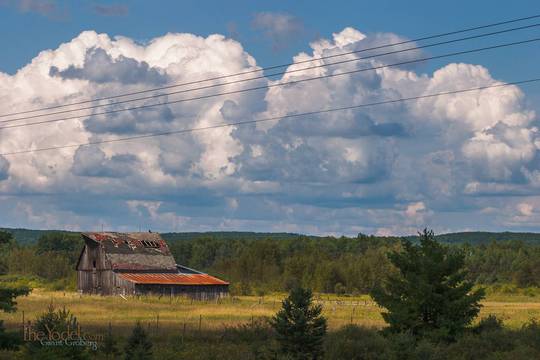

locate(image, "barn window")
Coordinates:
142 240 159 248
92 260 96 268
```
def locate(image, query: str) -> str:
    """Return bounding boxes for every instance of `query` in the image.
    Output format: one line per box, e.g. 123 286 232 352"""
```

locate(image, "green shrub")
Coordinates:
334 283 346 296
474 315 504 334
222 318 272 344
519 319 540 351
124 321 152 360
500 284 518 294
323 325 390 360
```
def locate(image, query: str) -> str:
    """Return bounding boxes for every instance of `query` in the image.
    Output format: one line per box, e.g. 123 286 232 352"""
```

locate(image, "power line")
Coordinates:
3 22 539 125
2 78 538 156
1 36 539 131
1 13 539 119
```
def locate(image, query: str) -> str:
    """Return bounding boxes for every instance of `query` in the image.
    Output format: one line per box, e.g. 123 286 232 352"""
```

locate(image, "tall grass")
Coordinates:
2 288 540 335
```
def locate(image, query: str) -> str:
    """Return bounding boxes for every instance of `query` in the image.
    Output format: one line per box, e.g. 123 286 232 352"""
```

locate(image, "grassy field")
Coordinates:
2 289 540 336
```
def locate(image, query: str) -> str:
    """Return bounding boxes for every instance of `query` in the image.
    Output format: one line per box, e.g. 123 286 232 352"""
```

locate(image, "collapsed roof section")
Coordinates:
82 232 177 271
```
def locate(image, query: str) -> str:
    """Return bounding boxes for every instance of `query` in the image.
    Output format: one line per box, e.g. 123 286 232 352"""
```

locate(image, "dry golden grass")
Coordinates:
2 289 540 334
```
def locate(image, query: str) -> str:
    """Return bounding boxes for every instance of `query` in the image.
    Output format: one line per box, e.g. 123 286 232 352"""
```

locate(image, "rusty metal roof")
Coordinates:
117 272 229 285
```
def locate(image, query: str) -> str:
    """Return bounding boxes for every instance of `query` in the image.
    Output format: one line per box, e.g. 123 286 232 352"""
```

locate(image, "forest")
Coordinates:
1 229 540 294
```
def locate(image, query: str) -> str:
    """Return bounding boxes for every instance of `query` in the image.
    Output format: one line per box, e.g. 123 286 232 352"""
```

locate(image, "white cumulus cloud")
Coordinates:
0 26 537 235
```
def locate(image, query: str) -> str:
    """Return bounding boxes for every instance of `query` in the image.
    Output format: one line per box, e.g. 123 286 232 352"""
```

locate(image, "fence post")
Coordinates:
182 322 186 344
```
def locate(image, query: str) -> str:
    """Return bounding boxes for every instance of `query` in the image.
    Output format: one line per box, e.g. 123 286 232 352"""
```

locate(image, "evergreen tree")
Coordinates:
0 320 19 350
370 229 485 341
23 304 90 359
0 283 30 350
101 322 119 359
0 284 30 312
0 231 13 246
270 286 327 359
124 321 153 360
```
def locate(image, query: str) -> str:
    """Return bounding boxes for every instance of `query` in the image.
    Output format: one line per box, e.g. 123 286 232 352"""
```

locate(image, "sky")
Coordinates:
0 0 540 235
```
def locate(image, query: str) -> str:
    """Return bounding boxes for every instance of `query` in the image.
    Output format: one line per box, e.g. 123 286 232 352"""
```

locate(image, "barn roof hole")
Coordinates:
142 240 159 248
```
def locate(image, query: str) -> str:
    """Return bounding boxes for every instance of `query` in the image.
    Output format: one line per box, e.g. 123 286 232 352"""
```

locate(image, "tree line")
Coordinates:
1 230 540 293
166 233 540 293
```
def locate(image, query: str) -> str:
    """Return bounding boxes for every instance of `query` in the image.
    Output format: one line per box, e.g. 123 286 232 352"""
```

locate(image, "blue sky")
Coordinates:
0 1 540 235
2 0 539 79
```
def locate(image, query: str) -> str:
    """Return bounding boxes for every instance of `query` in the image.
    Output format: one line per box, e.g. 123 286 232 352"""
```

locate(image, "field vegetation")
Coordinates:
1 229 540 358
1 287 540 331
1 285 540 358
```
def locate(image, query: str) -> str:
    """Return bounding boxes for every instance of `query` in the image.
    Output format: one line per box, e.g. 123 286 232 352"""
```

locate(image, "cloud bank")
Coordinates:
251 12 305 50
0 27 537 235
92 4 128 17
0 0 67 19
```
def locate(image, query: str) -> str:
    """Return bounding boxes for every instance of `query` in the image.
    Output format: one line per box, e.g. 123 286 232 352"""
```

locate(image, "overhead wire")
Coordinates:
1 13 539 119
1 36 539 131
2 78 538 156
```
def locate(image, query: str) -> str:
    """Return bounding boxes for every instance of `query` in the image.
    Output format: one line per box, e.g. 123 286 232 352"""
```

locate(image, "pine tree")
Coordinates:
124 321 153 360
270 286 327 359
0 283 29 350
23 304 89 359
370 229 485 341
0 284 30 312
102 322 119 360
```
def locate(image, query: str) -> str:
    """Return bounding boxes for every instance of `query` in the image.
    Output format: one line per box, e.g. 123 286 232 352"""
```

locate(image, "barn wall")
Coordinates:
134 284 229 300
77 237 117 295
76 239 108 271
78 269 117 295
112 273 136 295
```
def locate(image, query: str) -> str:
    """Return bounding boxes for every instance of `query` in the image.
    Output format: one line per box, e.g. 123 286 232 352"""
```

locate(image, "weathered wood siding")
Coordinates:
134 284 229 300
111 273 136 295
76 238 112 294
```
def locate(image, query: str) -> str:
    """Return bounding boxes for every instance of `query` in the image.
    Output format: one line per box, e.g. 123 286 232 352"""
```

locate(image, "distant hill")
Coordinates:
0 229 305 245
433 231 540 244
161 231 305 242
0 228 79 245
2 228 540 245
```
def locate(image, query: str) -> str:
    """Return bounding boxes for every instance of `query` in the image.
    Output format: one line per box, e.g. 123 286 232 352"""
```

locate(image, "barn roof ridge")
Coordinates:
81 231 177 271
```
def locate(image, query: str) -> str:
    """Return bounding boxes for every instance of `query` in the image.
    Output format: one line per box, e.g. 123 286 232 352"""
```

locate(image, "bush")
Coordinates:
229 282 251 296
334 283 346 296
324 325 390 360
500 284 518 294
0 320 20 350
474 315 504 334
519 319 540 351
222 318 272 344
124 321 153 360
522 287 538 297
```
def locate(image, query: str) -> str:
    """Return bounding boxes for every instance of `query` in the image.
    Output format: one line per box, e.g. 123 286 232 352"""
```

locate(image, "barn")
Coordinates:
75 232 229 299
